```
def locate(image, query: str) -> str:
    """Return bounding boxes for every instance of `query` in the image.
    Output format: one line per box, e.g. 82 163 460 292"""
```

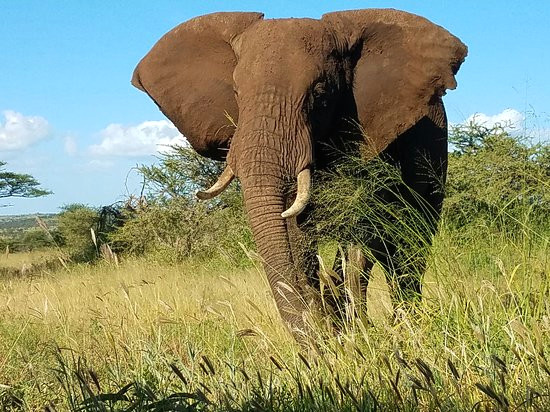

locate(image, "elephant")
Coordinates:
132 9 467 337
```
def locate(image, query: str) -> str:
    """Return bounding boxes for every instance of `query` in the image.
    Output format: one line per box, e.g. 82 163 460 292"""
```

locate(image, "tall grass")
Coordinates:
0 250 57 270
1 128 548 410
0 215 548 410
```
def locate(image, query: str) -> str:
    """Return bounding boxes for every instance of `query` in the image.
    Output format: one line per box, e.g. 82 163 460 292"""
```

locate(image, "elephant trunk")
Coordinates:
237 144 310 335
223 91 314 336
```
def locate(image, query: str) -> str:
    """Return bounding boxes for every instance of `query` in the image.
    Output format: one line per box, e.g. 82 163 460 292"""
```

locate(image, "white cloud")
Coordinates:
89 120 186 157
86 159 114 171
466 108 524 132
0 110 50 151
64 135 78 156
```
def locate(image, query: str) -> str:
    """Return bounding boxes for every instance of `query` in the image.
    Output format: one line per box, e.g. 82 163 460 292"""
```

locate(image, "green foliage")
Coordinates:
57 204 99 262
311 123 549 247
0 213 57 232
139 145 225 202
0 161 51 200
111 196 251 264
0 215 61 252
19 228 57 250
114 127 549 267
445 122 549 231
308 154 438 306
112 146 252 264
311 156 424 244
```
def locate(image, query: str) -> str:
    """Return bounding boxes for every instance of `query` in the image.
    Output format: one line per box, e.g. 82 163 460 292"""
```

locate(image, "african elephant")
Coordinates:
132 9 467 337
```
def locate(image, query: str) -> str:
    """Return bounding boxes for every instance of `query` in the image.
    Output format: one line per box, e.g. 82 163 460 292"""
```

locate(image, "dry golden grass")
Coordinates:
0 250 57 270
0 229 549 410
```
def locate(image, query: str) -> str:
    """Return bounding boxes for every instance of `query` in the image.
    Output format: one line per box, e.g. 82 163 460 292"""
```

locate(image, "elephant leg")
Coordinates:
345 244 369 319
375 238 423 307
352 228 423 312
374 108 448 310
285 202 320 304
327 243 369 322
285 197 362 322
326 246 347 321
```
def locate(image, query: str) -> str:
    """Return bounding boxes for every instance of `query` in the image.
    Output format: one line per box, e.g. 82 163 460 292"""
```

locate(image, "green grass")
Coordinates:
0 221 549 411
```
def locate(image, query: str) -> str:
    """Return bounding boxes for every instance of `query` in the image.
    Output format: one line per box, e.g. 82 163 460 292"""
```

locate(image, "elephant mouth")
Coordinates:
196 165 312 219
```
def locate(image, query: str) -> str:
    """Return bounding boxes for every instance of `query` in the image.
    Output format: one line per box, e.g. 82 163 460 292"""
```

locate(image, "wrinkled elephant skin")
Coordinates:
132 9 467 338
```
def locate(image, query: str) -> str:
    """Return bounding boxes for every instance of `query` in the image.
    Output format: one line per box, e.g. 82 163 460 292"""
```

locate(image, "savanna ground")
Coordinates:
1 126 549 410
1 220 549 411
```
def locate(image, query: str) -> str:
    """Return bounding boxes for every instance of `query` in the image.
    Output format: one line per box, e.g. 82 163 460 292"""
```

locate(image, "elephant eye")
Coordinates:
312 82 326 98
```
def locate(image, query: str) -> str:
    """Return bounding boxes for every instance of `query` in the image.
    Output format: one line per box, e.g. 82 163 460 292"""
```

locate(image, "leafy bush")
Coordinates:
19 228 57 250
112 125 549 265
444 122 549 232
111 147 253 264
111 197 251 264
0 235 17 253
0 227 62 253
138 145 226 202
57 204 99 262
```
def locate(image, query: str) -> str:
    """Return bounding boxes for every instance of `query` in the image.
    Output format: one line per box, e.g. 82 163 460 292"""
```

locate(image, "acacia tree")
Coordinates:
0 161 51 200
445 123 550 229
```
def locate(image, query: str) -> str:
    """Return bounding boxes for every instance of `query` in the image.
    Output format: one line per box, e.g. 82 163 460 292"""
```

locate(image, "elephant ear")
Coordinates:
132 12 264 160
323 9 467 154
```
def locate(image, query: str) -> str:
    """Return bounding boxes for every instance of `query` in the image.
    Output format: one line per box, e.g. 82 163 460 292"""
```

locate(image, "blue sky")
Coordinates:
1 1 549 215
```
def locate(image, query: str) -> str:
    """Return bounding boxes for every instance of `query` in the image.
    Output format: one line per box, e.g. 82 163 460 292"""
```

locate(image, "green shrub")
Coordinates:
112 126 549 265
0 228 62 253
139 144 226 202
19 228 56 250
111 146 253 264
57 204 99 262
444 122 549 234
0 235 16 252
111 196 251 264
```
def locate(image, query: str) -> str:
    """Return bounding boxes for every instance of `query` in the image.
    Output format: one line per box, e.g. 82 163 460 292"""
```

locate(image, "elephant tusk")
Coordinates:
281 168 311 219
196 165 235 200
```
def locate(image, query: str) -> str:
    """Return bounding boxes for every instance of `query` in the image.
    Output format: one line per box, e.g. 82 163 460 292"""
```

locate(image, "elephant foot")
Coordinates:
280 290 338 346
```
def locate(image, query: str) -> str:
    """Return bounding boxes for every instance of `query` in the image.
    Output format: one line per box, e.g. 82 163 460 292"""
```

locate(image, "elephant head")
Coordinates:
132 9 467 335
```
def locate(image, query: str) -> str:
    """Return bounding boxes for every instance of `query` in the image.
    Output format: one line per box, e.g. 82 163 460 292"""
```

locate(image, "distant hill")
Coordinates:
0 214 58 235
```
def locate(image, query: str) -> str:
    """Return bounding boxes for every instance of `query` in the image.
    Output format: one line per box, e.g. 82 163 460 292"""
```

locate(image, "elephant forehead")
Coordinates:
236 19 336 87
258 19 330 45
246 18 334 54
